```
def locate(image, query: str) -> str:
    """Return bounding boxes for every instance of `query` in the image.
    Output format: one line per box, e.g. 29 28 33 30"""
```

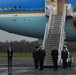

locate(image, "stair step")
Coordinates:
44 15 62 66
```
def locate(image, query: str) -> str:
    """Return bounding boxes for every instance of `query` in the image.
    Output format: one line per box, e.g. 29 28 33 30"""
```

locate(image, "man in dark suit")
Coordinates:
7 47 13 67
51 46 58 71
32 46 39 69
38 46 46 70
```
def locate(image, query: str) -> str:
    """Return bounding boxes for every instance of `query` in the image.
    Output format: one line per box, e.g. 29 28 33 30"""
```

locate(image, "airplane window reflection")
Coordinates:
4 6 7 10
18 6 21 9
9 6 12 10
14 6 16 10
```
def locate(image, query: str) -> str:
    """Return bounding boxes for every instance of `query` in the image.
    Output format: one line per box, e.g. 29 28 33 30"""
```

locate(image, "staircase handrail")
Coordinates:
65 4 73 16
42 5 53 49
58 4 67 65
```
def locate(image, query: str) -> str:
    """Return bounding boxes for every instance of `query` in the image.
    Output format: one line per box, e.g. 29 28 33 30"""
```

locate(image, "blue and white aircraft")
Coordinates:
0 0 76 44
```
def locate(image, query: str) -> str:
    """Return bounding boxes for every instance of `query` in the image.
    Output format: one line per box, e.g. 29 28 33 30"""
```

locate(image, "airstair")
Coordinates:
43 4 67 66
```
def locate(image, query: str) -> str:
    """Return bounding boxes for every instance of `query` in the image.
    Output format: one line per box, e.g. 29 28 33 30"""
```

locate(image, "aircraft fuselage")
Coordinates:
0 0 76 43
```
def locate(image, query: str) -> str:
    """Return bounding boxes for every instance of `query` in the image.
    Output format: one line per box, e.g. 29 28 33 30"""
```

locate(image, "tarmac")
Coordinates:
0 58 76 75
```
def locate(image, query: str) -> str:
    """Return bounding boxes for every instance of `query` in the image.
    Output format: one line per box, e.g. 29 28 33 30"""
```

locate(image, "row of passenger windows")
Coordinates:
72 4 76 8
0 6 22 10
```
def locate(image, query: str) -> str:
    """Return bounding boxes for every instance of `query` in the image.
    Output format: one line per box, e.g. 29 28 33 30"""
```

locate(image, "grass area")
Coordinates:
0 52 76 58
0 53 32 58
71 52 76 57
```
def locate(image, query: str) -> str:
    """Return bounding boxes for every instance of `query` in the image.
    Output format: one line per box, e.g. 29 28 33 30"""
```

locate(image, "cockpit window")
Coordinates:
18 6 21 9
14 6 16 10
0 6 2 10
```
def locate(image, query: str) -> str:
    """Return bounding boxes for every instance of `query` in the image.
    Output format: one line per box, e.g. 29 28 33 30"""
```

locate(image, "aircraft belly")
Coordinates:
0 16 48 38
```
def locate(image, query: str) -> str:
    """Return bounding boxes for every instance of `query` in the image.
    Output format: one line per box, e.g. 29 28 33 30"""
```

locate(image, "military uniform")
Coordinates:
61 47 68 68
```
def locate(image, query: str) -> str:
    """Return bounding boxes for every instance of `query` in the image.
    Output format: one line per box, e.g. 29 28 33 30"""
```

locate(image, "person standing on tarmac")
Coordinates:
32 46 39 69
61 46 68 68
51 46 58 71
38 46 46 70
7 46 13 67
42 49 46 62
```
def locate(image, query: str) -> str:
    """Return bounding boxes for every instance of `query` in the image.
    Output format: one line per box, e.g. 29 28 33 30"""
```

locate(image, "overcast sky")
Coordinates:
0 30 38 42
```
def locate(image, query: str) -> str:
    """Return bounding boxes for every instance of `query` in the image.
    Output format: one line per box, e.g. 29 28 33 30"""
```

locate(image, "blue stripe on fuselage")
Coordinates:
0 0 45 12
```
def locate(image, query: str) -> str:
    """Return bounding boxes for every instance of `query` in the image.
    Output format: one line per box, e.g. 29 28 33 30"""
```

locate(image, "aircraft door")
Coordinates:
57 0 68 15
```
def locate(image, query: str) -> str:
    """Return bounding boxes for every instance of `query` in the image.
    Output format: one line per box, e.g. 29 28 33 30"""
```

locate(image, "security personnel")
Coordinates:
61 46 68 68
7 47 13 67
